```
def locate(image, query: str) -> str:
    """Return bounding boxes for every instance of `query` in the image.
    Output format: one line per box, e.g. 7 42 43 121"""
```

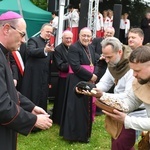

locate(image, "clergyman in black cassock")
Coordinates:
21 24 54 112
0 11 52 150
60 28 100 143
52 30 73 125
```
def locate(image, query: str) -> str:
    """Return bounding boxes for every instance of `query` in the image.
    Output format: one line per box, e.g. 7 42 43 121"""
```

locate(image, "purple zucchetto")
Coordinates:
0 11 22 21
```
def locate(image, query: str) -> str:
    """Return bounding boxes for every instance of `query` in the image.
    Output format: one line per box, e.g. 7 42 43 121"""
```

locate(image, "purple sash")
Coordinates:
69 65 94 73
59 71 68 78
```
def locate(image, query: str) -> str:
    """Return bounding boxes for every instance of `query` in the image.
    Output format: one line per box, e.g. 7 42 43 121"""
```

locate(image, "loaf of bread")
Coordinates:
99 94 129 112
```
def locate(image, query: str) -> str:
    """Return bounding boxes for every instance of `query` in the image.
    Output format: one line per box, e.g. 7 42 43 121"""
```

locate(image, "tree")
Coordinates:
30 0 48 10
99 0 148 27
130 0 148 27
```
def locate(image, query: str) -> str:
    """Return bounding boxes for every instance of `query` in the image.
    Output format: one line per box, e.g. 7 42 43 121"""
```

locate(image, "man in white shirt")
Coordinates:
77 37 146 149
102 45 150 147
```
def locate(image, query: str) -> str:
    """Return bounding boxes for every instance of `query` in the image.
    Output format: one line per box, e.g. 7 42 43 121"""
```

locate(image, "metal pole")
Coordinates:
67 0 70 6
56 0 65 46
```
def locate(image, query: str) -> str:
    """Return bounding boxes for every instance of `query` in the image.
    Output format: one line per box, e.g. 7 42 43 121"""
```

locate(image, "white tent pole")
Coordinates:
56 0 65 46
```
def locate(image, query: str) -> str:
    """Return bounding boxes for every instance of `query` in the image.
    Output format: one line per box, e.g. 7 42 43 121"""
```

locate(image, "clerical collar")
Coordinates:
63 44 69 50
39 36 48 43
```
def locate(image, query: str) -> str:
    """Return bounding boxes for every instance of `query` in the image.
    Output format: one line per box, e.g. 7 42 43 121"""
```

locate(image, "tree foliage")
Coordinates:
30 0 48 10
100 0 149 27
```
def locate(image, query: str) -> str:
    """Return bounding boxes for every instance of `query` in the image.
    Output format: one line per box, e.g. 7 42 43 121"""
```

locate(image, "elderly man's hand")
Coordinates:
35 114 53 130
32 106 48 115
75 87 103 98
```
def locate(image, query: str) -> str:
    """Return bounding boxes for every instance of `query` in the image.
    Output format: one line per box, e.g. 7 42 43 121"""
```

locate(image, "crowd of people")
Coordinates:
0 3 150 150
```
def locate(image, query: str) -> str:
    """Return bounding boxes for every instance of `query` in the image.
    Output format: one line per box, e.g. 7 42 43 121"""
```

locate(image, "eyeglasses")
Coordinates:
46 31 54 35
10 25 26 37
81 34 91 38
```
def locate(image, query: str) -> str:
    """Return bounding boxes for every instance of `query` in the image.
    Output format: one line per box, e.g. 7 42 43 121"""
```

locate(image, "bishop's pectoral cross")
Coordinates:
85 47 93 66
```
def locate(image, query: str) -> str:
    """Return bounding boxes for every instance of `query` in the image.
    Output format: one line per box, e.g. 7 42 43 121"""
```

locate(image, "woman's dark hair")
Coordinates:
52 11 58 16
129 46 150 63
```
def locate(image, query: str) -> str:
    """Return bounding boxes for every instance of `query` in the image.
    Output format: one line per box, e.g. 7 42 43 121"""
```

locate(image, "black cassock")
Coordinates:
52 43 69 125
59 41 100 143
141 17 150 45
91 37 107 79
0 44 36 150
21 36 52 112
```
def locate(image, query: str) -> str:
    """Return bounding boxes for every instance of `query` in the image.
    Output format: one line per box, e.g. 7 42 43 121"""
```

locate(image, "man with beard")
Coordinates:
92 27 115 115
101 45 150 149
52 30 73 125
76 37 142 149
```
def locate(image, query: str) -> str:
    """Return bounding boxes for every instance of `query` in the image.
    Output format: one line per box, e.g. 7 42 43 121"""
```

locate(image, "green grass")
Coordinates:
17 103 138 150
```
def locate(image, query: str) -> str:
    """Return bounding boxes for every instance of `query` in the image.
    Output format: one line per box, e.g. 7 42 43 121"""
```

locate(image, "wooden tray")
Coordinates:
95 100 115 113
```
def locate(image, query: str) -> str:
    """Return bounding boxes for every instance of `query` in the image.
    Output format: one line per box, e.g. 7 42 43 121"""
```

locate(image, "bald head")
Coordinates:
104 27 115 38
79 27 91 34
62 30 73 47
79 27 92 46
62 30 73 37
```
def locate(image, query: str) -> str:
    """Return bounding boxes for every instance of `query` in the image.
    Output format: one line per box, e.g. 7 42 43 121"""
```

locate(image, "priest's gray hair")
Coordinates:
101 37 122 52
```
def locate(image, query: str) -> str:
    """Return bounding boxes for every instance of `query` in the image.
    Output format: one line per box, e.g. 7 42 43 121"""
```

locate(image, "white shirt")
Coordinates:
51 16 58 29
63 9 79 28
109 16 113 27
120 19 130 35
96 68 134 99
103 17 111 30
96 68 147 119
96 13 104 30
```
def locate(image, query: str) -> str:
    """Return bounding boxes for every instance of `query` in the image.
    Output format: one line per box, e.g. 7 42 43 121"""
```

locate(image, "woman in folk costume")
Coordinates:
119 13 130 44
107 9 114 27
96 12 104 37
50 11 59 46
102 10 111 37
60 27 100 143
63 4 79 44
